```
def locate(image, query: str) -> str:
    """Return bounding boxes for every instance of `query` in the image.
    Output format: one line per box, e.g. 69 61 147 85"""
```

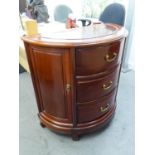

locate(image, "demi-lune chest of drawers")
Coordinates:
22 23 128 140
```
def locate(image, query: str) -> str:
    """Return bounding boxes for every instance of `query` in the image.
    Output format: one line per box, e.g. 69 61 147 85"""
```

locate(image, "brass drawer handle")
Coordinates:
102 81 113 90
66 84 71 93
100 104 110 113
105 52 117 62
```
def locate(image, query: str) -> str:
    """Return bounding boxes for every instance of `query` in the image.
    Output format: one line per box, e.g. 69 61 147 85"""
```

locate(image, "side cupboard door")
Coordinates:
27 45 73 123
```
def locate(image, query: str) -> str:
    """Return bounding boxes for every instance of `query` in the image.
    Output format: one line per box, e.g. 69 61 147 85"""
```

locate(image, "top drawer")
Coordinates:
75 40 124 76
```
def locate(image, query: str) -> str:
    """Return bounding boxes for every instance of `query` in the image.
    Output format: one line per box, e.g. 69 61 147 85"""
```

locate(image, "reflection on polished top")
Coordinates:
22 23 128 47
42 24 117 40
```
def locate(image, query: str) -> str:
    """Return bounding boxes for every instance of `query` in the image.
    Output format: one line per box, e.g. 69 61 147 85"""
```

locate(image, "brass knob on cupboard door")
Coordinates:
105 52 117 62
102 81 113 90
66 84 71 93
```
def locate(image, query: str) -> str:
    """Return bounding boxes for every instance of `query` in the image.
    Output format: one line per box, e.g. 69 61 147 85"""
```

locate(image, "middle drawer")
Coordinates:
76 67 120 103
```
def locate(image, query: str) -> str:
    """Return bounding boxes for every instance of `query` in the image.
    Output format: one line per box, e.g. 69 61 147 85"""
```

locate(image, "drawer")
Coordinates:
76 40 124 76
77 88 117 123
77 67 120 103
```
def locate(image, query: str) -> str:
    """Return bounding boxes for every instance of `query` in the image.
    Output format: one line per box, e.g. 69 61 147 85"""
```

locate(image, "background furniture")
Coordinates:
19 64 26 73
77 19 92 26
19 3 72 73
22 23 128 140
19 0 27 13
19 0 28 73
19 39 30 73
99 3 125 26
54 4 73 23
19 21 66 73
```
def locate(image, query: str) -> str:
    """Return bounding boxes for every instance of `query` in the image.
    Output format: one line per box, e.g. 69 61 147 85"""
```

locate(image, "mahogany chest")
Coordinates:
22 23 128 140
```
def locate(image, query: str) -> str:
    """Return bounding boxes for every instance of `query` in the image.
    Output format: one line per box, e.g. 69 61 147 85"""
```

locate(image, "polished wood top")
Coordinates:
22 23 128 47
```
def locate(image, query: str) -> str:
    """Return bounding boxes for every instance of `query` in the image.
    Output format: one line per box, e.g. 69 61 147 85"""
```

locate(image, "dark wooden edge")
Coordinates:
76 63 120 80
23 42 43 113
69 48 77 127
77 87 117 106
38 103 116 135
76 66 120 84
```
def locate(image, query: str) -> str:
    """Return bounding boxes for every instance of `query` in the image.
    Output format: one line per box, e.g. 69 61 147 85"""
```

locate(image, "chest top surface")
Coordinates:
22 23 128 47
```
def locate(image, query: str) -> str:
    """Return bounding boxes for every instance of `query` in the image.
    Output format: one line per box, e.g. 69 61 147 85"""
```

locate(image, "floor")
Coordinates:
19 71 134 155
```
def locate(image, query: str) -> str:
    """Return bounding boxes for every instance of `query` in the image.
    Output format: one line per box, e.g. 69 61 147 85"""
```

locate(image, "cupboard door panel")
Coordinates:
31 47 71 120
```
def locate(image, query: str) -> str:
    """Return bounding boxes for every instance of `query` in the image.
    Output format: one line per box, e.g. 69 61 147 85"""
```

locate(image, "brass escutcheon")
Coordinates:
66 84 71 93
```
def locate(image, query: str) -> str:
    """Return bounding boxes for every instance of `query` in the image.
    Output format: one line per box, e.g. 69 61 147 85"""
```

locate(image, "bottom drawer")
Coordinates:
77 89 117 123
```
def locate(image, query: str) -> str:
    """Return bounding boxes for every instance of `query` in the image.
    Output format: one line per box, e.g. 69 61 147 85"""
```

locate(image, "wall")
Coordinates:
123 0 135 71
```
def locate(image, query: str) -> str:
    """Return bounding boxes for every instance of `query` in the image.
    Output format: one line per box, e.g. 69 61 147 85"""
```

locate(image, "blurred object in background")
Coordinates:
54 4 73 23
19 0 27 13
66 13 76 29
26 0 49 23
23 19 38 35
99 3 125 26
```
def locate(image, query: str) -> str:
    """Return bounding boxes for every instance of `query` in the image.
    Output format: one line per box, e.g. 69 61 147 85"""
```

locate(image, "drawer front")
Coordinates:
77 89 117 123
76 40 124 76
77 67 120 103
